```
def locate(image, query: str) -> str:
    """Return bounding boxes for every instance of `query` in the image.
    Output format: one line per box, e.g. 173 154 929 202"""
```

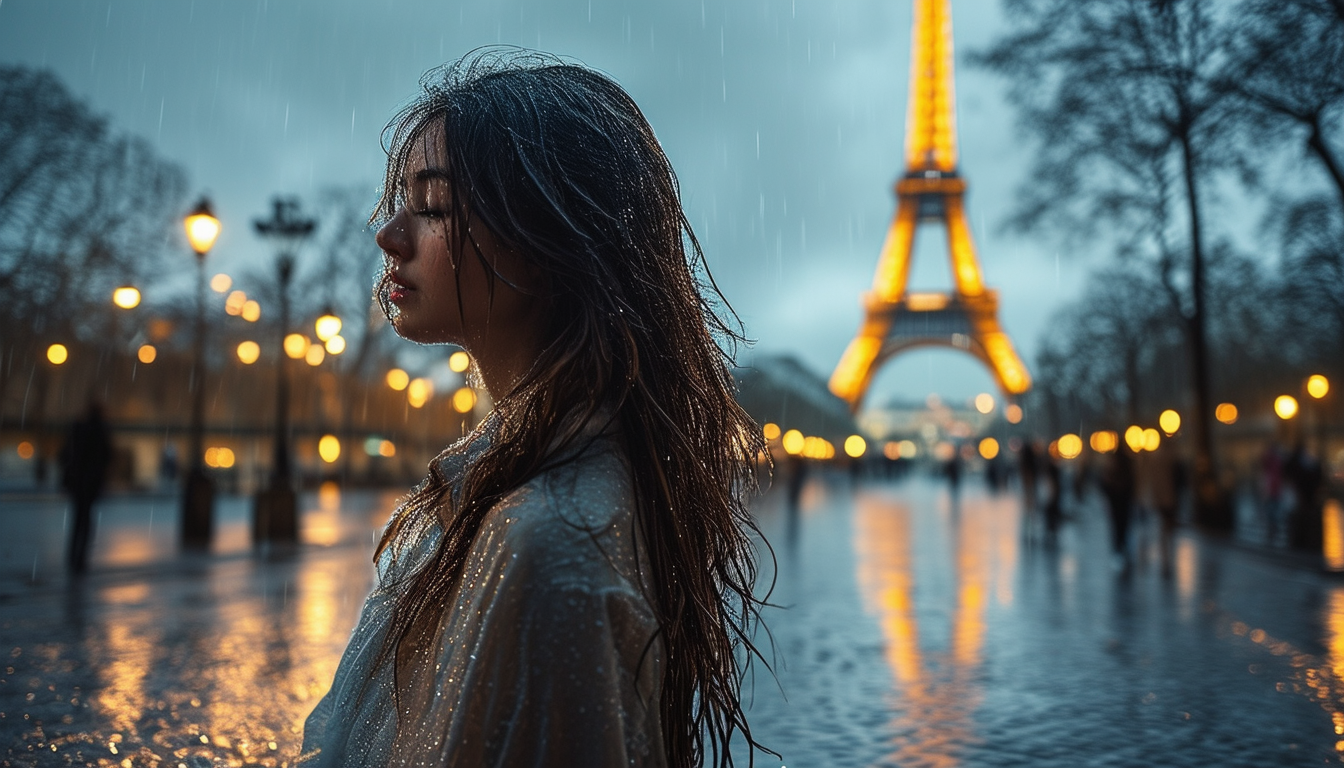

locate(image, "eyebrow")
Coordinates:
412 168 453 183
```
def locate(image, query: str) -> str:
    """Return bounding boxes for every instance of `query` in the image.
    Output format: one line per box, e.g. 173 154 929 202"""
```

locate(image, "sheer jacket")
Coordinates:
301 432 666 767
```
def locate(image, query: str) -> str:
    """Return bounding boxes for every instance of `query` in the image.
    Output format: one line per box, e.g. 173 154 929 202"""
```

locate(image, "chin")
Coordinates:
393 318 460 346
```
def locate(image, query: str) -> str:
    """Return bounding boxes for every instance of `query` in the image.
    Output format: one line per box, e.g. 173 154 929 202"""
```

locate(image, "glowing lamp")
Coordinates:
407 378 433 408
184 199 221 256
781 429 805 456
1142 428 1161 452
46 343 68 365
449 350 471 373
1124 425 1144 452
137 344 157 364
112 286 141 309
763 422 781 441
1215 403 1238 425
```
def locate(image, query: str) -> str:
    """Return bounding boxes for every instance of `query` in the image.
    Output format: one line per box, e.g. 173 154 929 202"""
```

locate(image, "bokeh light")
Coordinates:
236 341 260 365
1124 425 1144 452
407 378 433 408
1142 428 1161 452
209 273 232 293
1089 430 1118 453
224 290 247 316
112 286 141 309
763 422 781 441
136 344 157 364
318 435 341 463
241 300 261 322
324 335 346 355
16 441 34 460
844 434 867 458
385 368 409 391
452 386 477 414
283 333 308 359
1308 374 1330 399
46 343 68 365
1215 403 1238 424
1057 433 1083 460
1005 403 1023 424
305 344 325 366
449 350 471 373
978 437 999 460
315 312 342 342
974 393 994 414
1275 395 1299 420
782 429 804 456
1159 409 1180 435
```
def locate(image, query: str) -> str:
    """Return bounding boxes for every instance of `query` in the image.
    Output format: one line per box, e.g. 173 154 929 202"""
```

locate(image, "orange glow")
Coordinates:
1275 395 1299 420
781 429 805 456
305 343 325 366
378 439 396 458
46 343 68 365
16 441 34 460
184 203 221 255
883 441 902 460
136 344 157 364
829 334 884 406
978 437 999 460
1215 402 1238 424
386 368 409 391
872 206 919 304
906 292 950 311
315 312 342 342
325 335 346 355
946 197 984 296
241 299 261 322
763 422 781 441
1326 500 1344 572
1005 403 1023 424
452 386 477 414
204 446 235 469
1057 433 1083 460
904 0 958 172
1089 430 1118 453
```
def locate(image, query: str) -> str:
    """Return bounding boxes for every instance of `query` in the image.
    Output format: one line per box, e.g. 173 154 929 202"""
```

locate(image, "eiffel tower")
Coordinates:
829 0 1030 411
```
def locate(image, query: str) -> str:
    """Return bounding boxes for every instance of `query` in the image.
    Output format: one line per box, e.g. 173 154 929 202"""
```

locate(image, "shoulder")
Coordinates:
483 440 645 592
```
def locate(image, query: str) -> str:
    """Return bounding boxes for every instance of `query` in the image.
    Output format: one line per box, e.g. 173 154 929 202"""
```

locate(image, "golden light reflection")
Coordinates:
1275 394 1299 420
1309 374 1330 400
1159 409 1180 435
1005 403 1023 424
386 368 410 391
782 429 805 456
978 437 999 460
763 422 781 441
448 350 471 373
112 286 141 309
844 434 867 458
1056 433 1082 460
1089 430 1118 453
136 344 157 364
1325 500 1344 572
46 343 68 365
1216 402 1238 424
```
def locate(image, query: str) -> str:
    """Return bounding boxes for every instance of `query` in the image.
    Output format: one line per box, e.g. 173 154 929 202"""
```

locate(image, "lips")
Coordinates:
385 272 413 302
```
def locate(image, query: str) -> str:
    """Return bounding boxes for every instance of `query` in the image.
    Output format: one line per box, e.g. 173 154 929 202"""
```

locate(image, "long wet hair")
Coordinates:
370 49 771 767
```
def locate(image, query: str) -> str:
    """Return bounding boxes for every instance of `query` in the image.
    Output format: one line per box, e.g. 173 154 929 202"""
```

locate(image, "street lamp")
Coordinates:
1307 374 1331 461
252 197 316 545
181 197 220 549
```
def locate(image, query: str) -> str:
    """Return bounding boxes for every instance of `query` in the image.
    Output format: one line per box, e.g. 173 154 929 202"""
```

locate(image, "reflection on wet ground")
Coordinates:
745 475 1344 766
1 476 1342 766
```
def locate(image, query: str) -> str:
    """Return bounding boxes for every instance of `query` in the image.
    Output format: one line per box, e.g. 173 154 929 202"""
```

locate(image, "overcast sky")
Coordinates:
0 0 1099 406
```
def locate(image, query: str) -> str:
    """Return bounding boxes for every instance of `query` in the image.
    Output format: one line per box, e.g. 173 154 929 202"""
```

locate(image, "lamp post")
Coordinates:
181 198 221 549
252 197 316 544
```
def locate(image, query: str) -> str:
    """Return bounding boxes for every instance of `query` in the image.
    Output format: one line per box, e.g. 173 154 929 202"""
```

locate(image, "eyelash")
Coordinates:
414 208 446 219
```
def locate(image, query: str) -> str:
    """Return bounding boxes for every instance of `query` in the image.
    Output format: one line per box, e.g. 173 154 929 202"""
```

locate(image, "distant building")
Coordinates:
734 355 856 441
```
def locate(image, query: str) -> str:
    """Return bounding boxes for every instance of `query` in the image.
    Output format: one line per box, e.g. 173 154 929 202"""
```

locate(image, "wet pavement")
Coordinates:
0 474 1341 766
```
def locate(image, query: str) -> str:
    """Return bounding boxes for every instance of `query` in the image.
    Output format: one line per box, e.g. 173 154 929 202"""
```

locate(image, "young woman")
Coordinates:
301 50 770 767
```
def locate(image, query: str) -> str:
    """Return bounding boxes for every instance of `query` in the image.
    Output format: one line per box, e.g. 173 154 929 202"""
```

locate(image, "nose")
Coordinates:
375 211 408 261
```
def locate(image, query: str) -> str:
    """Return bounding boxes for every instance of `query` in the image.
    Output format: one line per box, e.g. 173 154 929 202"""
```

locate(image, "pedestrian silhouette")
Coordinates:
1042 454 1063 545
1101 447 1136 571
59 401 113 573
1019 441 1039 541
1284 442 1324 552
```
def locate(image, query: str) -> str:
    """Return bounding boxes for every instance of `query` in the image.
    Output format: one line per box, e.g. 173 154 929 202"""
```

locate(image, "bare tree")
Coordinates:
976 0 1243 522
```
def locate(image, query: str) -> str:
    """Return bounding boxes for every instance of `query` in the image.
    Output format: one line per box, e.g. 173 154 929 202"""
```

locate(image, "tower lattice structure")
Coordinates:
829 0 1030 410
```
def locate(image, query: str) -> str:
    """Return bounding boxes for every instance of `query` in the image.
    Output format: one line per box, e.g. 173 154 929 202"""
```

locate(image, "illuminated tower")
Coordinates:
829 0 1030 410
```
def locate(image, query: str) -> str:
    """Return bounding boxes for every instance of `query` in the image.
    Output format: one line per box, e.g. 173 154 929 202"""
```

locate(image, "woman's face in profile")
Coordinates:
375 126 534 349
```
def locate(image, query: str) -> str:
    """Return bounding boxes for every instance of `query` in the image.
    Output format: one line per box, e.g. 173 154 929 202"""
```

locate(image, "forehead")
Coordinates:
402 123 448 176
